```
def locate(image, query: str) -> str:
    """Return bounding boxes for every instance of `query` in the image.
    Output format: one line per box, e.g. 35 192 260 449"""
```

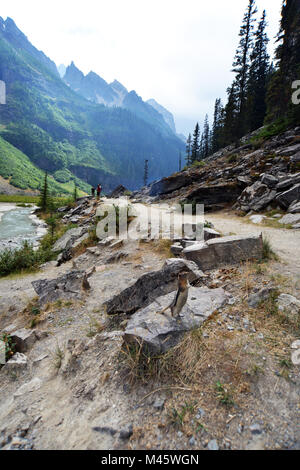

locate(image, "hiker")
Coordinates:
97 184 102 198
91 186 95 198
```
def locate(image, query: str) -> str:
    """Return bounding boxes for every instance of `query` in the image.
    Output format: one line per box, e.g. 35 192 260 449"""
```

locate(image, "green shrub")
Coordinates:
0 333 16 362
0 241 52 277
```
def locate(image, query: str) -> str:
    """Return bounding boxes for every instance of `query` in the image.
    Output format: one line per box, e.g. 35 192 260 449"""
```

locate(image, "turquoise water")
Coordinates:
0 206 40 251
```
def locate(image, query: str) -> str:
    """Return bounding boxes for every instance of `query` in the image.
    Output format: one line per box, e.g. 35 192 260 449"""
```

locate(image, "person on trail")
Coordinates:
97 184 102 198
91 186 95 198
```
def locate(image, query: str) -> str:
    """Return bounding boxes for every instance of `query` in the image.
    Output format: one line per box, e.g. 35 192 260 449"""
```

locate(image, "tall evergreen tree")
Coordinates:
232 0 257 135
211 98 224 153
191 123 200 163
178 151 182 172
143 159 149 187
186 133 192 165
39 171 50 212
246 10 270 131
223 83 240 146
266 0 300 125
201 114 210 159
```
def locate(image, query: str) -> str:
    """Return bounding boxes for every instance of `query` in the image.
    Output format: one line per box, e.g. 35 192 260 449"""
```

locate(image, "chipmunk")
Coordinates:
157 271 190 318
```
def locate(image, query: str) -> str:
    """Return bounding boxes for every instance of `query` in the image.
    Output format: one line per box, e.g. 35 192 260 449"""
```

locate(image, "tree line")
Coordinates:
185 0 300 167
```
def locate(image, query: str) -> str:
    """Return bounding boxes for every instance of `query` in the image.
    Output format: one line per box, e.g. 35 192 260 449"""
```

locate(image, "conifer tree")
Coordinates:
39 171 50 212
247 10 270 131
232 0 257 136
144 159 149 186
178 151 182 171
186 133 192 166
191 123 200 163
202 114 210 159
266 0 300 125
211 98 224 153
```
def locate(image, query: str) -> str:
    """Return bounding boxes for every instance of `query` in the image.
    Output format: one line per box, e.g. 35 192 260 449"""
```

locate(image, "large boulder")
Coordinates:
32 270 93 306
276 183 300 209
237 181 277 212
103 258 204 315
186 183 242 211
279 213 300 225
11 329 38 353
183 234 263 271
109 185 128 198
124 287 231 355
53 227 89 252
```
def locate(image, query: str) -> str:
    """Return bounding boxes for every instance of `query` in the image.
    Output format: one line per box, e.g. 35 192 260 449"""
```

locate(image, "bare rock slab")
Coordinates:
32 270 88 306
104 258 204 315
124 287 230 355
183 234 263 271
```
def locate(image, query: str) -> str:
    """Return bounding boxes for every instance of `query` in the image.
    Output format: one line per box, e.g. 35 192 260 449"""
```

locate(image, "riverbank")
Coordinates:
0 204 47 251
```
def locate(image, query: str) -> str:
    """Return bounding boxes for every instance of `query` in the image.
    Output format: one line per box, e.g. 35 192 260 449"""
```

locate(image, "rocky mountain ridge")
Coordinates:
132 126 300 226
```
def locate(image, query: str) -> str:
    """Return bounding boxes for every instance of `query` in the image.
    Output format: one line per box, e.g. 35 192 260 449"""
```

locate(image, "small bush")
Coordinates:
0 241 53 277
262 238 278 261
0 333 16 362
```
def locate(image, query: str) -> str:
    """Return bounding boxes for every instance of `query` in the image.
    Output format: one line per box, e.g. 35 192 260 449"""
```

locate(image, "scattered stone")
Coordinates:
153 398 165 410
171 244 183 256
288 201 300 214
291 340 300 349
276 183 300 210
249 214 266 224
279 213 300 225
5 352 28 370
11 329 38 353
104 258 204 315
249 424 262 435
277 294 300 320
195 408 205 420
189 437 196 446
124 287 231 355
119 424 133 440
248 287 277 308
92 426 117 436
207 439 219 450
109 185 128 198
183 235 263 271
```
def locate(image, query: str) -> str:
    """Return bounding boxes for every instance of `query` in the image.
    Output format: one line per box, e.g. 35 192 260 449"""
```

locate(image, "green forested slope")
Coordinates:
0 17 184 193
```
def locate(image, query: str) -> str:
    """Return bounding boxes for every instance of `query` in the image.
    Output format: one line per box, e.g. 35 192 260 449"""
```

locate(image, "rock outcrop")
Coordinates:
32 270 94 306
124 287 231 355
183 234 263 271
104 258 205 315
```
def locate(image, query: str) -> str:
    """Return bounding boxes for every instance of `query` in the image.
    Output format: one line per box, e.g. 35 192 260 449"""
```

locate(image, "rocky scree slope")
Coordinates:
132 127 300 220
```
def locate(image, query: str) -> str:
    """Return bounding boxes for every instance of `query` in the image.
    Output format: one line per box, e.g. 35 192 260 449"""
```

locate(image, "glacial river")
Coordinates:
0 203 47 251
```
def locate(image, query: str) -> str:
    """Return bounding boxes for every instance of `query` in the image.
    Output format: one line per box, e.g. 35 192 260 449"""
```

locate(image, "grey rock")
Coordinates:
5 352 28 369
250 423 262 435
171 245 184 256
276 143 300 157
183 235 263 271
189 437 196 446
32 270 91 306
52 227 88 252
276 183 300 209
279 213 300 225
104 258 204 315
291 151 300 163
249 214 266 224
119 424 133 440
207 439 219 450
11 329 38 353
277 294 300 320
288 201 300 213
153 398 165 410
261 174 279 188
124 287 230 355
248 287 277 308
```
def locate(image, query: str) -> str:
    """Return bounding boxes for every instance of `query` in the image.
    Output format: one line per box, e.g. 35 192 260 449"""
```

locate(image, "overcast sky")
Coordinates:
2 0 283 136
